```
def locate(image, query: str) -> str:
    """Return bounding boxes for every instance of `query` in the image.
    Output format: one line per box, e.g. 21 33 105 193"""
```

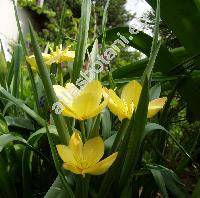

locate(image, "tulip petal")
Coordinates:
26 53 52 71
71 92 100 119
69 132 83 163
85 99 108 119
121 80 142 109
26 55 37 71
65 83 80 98
63 163 82 174
62 106 81 119
61 50 75 62
148 97 167 118
53 84 81 118
53 85 78 106
107 89 128 120
83 137 104 168
83 152 118 175
82 80 103 104
56 145 77 165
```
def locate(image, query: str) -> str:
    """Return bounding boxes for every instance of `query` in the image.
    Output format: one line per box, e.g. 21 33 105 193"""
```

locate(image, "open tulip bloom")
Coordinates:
104 80 167 121
53 80 108 120
26 46 75 71
57 132 118 176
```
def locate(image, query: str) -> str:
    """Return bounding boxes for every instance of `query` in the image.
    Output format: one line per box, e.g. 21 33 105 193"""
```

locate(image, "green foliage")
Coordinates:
0 0 200 197
18 0 79 47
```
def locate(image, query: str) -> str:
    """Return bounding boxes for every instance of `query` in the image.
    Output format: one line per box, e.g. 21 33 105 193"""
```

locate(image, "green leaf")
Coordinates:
149 83 161 100
72 0 91 82
110 119 129 153
11 0 41 114
29 22 70 144
147 0 200 54
142 0 161 81
104 133 116 151
98 27 177 77
142 123 194 163
0 42 7 88
0 133 27 152
119 76 149 189
161 167 187 197
88 115 101 139
98 116 133 197
0 85 45 126
101 108 111 139
5 116 35 131
147 164 186 197
151 169 169 198
12 44 22 98
46 123 75 197
0 114 9 134
22 125 57 198
101 0 110 51
56 1 67 45
0 156 18 198
145 0 200 120
44 176 66 198
0 45 7 75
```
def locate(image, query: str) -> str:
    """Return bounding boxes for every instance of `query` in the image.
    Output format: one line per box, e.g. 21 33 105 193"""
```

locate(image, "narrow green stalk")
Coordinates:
80 121 86 142
142 0 161 83
0 41 7 89
119 77 149 190
101 0 110 51
7 58 14 88
57 64 63 86
12 45 22 98
76 176 90 198
29 22 70 144
88 114 101 139
65 118 73 136
11 0 41 115
98 116 134 197
46 123 75 197
56 1 67 45
72 0 91 83
110 119 129 153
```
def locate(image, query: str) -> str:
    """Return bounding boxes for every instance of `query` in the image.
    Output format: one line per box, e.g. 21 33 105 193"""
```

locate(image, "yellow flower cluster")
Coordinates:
26 47 75 71
53 80 166 121
54 80 166 176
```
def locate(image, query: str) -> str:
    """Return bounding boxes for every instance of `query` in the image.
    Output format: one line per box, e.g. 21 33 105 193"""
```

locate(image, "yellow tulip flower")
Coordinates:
53 80 108 120
26 53 52 71
57 132 118 176
104 80 167 120
45 46 75 65
26 46 75 71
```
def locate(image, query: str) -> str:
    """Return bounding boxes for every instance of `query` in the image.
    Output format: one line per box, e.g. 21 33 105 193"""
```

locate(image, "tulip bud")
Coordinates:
0 51 7 75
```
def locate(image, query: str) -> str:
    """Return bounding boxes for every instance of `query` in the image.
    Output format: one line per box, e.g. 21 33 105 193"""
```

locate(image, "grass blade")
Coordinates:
45 123 75 198
12 44 22 98
11 0 41 114
151 169 169 198
72 0 91 83
119 76 149 190
142 0 161 82
29 22 70 144
0 85 45 126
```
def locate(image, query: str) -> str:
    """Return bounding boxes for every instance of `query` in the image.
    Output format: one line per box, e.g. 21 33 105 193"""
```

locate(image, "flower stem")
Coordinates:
110 119 129 153
80 121 86 142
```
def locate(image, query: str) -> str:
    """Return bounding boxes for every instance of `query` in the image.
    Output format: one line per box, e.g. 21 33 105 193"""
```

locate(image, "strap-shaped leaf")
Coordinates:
29 22 70 144
72 0 91 82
